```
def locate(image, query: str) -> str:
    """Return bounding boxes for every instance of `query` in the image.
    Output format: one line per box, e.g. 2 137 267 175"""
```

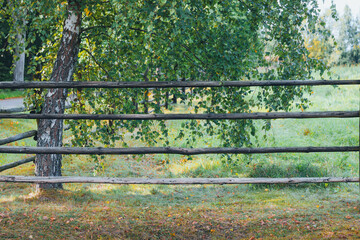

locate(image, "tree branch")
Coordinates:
81 25 111 33
129 27 146 32
80 48 113 80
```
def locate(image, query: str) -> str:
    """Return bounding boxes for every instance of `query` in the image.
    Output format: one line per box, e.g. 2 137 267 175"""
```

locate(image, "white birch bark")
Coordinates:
36 0 82 189
13 20 26 82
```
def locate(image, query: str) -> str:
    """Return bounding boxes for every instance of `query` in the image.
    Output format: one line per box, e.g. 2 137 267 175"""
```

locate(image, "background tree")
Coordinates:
338 5 360 65
14 0 328 189
304 8 338 65
0 0 43 82
7 0 27 82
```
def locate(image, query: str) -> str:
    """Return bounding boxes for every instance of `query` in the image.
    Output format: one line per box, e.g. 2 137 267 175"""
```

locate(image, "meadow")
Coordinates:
0 89 24 100
0 65 360 239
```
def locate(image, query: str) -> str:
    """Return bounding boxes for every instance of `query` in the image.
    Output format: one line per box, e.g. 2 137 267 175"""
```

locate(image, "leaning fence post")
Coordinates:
0 156 35 172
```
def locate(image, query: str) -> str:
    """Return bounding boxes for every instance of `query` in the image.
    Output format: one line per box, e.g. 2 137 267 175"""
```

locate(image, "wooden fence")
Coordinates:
0 80 359 185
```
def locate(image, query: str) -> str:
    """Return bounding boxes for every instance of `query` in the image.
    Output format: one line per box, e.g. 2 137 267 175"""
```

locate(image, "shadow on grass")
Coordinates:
1 181 359 239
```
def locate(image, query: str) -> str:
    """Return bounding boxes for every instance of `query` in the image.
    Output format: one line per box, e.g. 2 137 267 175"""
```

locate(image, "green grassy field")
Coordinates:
1 65 360 239
0 89 25 100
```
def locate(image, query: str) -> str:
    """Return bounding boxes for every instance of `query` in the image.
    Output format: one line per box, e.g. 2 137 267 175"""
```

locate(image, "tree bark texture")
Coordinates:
13 28 26 82
36 0 81 189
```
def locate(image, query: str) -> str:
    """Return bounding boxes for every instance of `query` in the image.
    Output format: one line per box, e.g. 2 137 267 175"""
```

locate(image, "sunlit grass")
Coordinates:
0 119 37 171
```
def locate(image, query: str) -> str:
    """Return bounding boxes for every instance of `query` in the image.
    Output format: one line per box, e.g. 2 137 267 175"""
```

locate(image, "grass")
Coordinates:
0 89 25 100
0 184 359 239
1 65 360 239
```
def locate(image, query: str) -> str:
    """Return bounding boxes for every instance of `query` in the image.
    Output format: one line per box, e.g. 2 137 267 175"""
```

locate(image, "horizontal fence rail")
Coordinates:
0 107 26 113
0 111 358 120
0 156 35 172
0 146 358 155
0 103 71 114
1 80 360 89
0 176 358 184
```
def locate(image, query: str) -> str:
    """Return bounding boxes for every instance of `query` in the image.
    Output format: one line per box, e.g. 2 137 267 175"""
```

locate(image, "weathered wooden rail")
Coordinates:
0 106 26 113
0 111 358 120
0 146 358 155
0 176 358 184
0 130 37 146
0 80 359 185
0 156 35 172
1 79 360 89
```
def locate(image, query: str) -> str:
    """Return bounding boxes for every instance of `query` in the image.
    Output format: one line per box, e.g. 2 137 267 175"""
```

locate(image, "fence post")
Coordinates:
144 90 149 113
133 95 138 112
165 91 169 109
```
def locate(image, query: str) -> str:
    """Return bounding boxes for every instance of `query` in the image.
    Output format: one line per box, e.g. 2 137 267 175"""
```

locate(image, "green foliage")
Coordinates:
337 5 360 65
16 1 329 167
0 0 48 82
340 46 360 65
0 62 11 81
0 8 12 81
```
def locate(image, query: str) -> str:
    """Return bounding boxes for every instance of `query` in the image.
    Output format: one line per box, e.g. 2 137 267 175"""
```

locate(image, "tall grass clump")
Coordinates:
247 160 335 189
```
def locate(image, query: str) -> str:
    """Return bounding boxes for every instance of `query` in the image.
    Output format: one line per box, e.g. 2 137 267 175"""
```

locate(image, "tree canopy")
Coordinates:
2 0 329 185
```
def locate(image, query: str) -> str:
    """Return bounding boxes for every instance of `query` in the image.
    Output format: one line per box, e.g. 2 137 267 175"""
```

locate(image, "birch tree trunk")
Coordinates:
13 26 25 82
36 0 82 190
8 0 26 82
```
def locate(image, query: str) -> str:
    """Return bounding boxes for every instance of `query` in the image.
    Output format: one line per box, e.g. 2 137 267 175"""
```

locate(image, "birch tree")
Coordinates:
12 7 26 82
35 0 81 189
6 0 27 82
17 0 328 189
